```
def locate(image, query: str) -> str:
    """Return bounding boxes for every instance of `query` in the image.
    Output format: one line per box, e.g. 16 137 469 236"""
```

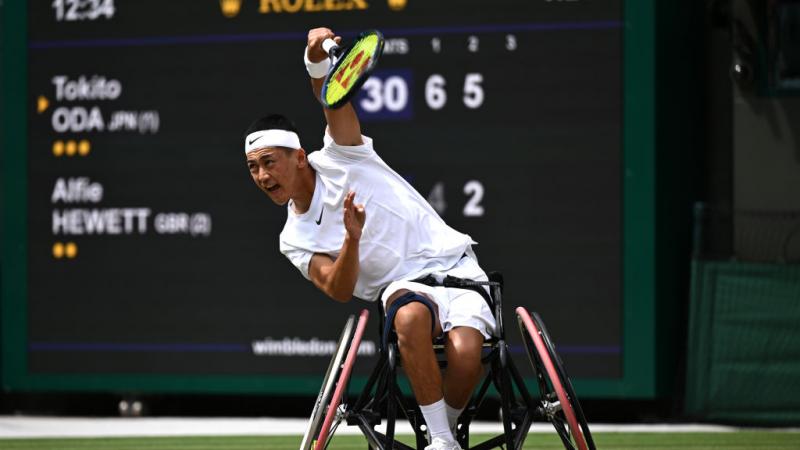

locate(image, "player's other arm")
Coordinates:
308 191 365 302
306 27 363 146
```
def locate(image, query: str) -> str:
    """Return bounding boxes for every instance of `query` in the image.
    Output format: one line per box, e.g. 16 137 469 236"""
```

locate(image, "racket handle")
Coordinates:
322 38 340 57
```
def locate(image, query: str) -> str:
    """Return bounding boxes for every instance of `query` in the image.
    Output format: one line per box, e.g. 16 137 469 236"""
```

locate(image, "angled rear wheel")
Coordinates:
300 314 356 450
516 307 595 450
300 309 370 450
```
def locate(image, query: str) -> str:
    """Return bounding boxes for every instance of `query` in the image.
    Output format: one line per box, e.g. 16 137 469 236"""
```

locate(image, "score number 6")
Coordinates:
425 73 484 110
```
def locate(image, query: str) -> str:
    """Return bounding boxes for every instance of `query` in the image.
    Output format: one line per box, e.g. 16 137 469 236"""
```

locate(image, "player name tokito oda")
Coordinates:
51 107 160 133
52 75 121 102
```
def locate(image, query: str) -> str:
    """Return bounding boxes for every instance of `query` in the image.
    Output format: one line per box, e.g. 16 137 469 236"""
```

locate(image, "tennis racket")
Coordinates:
320 29 384 109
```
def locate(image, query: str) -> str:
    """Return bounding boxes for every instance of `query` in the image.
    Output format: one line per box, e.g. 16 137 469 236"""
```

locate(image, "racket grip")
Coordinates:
322 38 339 57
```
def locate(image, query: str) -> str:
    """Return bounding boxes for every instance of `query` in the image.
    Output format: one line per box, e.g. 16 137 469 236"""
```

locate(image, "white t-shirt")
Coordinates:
279 133 476 301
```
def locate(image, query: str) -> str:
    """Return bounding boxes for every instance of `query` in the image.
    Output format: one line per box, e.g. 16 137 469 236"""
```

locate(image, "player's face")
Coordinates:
246 147 302 206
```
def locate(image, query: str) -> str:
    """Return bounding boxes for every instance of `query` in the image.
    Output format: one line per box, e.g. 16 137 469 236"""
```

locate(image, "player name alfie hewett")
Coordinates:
50 177 212 237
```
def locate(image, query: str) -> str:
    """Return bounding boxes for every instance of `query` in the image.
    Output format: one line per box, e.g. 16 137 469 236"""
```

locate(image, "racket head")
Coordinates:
321 29 384 109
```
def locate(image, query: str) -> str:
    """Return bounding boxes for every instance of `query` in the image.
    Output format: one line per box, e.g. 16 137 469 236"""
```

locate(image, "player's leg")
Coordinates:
443 326 484 409
391 293 442 405
387 289 459 449
441 287 495 430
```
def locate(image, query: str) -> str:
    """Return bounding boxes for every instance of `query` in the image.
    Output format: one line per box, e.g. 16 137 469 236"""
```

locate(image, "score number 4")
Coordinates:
427 180 485 218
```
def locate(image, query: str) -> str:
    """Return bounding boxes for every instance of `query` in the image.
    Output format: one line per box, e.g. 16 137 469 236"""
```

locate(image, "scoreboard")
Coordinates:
3 0 663 398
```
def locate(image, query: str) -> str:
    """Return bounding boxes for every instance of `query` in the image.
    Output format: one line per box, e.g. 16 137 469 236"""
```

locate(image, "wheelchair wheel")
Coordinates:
299 314 356 450
516 307 595 450
311 309 370 450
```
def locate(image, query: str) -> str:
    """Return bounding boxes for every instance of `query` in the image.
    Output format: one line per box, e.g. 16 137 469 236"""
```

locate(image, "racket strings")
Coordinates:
324 34 380 104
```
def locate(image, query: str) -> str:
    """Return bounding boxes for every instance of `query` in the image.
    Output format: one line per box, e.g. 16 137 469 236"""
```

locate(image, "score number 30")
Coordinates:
359 73 484 113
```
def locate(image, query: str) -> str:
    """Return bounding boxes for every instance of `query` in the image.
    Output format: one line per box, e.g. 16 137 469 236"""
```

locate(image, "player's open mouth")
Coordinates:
266 184 280 192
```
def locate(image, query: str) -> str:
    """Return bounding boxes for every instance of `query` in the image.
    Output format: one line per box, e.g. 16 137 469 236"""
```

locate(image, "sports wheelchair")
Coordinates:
300 273 595 450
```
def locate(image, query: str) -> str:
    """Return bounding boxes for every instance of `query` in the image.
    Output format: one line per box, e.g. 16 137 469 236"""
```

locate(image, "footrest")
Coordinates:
347 409 381 427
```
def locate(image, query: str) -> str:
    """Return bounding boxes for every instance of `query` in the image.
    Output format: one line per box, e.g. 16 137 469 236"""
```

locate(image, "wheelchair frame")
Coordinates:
303 272 595 450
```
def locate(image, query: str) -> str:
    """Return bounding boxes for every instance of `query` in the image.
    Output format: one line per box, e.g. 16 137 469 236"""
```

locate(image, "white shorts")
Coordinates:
380 253 497 339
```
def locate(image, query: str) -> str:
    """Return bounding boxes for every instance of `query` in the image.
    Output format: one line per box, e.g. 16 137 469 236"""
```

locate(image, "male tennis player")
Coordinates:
245 28 495 450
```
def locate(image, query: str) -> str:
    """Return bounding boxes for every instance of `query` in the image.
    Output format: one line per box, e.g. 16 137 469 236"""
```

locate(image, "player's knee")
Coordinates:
393 302 431 340
448 328 484 360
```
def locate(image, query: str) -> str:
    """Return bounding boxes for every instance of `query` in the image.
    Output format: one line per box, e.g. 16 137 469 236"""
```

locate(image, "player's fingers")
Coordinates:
343 191 354 211
309 27 333 37
354 204 365 221
334 36 342 45
308 28 335 52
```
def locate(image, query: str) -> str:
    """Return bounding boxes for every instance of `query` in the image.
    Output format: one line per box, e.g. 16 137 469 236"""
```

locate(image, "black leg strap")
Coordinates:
383 291 437 352
412 274 496 310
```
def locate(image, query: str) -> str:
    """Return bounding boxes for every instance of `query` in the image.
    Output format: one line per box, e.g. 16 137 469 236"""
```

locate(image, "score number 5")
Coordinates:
356 71 485 116
425 73 484 110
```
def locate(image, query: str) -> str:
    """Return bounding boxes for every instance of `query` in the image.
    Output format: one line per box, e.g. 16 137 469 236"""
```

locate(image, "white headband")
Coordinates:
245 129 301 153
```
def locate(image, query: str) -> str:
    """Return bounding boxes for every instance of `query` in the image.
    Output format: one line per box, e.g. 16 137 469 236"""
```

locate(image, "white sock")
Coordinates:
419 398 453 441
445 402 464 431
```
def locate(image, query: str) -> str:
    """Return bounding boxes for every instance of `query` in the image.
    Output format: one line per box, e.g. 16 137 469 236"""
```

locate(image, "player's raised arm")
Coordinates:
305 27 363 146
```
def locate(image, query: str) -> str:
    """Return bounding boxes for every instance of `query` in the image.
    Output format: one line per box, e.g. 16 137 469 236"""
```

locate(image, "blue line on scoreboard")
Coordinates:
29 21 622 49
29 342 249 352
380 20 622 36
509 344 621 356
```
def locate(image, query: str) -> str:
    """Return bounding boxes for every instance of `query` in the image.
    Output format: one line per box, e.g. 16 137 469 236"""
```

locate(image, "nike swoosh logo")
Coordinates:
248 135 263 146
315 208 324 225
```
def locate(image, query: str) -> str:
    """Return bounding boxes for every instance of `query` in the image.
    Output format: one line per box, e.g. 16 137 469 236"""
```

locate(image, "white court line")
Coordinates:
0 416 797 439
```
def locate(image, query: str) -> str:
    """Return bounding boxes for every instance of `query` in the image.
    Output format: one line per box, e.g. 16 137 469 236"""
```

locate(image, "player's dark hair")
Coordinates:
244 114 299 139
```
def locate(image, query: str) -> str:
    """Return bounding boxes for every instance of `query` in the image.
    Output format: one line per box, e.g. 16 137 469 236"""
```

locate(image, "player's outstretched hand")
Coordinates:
343 191 365 241
307 27 342 63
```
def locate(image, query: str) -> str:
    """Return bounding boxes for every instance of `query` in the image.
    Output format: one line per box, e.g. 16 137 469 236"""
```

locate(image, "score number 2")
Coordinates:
427 180 485 218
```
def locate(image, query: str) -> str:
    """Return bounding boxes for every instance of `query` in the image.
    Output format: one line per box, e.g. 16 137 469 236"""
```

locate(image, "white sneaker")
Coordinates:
424 437 461 450
425 425 458 446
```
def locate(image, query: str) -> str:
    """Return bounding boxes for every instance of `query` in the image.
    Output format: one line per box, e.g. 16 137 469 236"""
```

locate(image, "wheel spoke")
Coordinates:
322 405 347 450
551 417 576 449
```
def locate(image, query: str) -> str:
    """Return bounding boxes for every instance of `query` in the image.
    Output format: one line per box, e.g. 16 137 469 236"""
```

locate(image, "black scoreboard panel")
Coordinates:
26 1 621 382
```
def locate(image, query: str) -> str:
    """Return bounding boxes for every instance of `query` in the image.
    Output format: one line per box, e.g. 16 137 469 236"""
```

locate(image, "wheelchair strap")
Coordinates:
411 274 496 310
383 291 437 352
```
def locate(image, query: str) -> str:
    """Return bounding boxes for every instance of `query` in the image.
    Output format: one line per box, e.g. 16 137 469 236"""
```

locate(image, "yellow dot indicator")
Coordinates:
52 141 65 157
387 0 407 11
37 95 50 114
219 0 241 17
65 242 78 259
52 242 65 259
65 140 77 156
78 140 91 156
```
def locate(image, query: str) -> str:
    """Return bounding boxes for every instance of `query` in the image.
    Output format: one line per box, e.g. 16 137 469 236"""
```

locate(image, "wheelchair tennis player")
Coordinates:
244 27 495 450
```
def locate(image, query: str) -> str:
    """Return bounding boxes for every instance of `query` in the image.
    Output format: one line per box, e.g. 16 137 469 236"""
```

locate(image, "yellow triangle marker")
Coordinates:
37 96 49 113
